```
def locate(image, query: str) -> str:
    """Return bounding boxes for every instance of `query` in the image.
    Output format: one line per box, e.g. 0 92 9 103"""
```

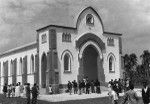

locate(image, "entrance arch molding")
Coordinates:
79 40 103 59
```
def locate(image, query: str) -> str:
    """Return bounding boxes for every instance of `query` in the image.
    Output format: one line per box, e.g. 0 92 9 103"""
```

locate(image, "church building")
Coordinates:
0 7 122 93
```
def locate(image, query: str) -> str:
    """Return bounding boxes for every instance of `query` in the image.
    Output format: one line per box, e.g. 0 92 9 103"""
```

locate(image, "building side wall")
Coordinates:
0 48 37 93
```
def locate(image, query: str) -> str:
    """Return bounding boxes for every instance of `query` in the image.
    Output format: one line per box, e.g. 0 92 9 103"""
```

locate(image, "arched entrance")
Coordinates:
83 45 98 80
78 41 105 83
41 53 47 88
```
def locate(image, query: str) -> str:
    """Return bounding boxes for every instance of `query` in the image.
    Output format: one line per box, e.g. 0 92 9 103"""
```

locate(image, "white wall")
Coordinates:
0 47 37 93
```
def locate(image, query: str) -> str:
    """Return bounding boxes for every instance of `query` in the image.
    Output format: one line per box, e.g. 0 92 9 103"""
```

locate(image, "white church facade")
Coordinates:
0 7 122 93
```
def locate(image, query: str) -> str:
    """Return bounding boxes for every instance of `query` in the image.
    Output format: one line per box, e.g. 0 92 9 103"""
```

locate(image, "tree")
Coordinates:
123 53 138 82
140 50 150 80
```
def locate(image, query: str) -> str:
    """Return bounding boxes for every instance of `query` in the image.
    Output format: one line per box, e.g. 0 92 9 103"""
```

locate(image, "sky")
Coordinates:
0 0 150 59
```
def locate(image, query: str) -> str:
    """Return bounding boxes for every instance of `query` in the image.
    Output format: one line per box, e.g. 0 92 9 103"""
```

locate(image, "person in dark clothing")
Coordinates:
82 80 86 93
32 83 38 104
78 80 82 95
3 83 7 97
110 79 114 85
85 80 90 94
95 80 101 94
67 81 72 95
142 81 150 104
114 83 120 97
91 80 95 93
26 83 30 104
73 80 78 94
118 78 122 93
7 85 12 98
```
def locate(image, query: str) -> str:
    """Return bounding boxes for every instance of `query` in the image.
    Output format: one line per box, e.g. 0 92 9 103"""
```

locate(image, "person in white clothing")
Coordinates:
15 83 21 97
49 84 53 94
108 86 118 104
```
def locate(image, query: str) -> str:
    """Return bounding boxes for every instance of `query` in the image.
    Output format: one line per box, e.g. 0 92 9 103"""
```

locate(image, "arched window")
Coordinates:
86 14 94 25
109 56 115 72
30 55 34 74
64 54 71 72
20 58 23 75
107 37 114 46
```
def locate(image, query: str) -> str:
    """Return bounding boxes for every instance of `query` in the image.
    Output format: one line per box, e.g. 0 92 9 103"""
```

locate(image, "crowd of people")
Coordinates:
67 77 101 95
108 79 150 104
3 78 150 104
2 82 39 104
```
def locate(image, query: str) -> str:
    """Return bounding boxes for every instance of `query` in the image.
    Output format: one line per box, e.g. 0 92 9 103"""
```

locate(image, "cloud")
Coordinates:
0 0 150 58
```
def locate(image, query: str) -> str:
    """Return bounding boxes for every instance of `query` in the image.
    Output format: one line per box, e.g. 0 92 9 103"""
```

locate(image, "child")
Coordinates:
108 86 118 104
49 85 53 94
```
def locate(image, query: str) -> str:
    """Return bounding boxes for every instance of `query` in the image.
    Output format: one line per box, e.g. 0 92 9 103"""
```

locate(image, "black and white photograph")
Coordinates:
0 0 150 104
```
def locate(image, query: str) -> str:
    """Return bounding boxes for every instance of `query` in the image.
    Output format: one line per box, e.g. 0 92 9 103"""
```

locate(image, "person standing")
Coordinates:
95 79 101 94
73 80 78 94
85 80 90 94
15 83 21 97
7 85 12 98
91 80 95 93
20 83 24 97
22 83 27 97
26 83 31 104
3 83 7 97
108 86 118 104
31 83 38 104
122 84 139 104
78 80 82 95
11 83 15 97
67 81 72 95
49 84 53 95
142 81 150 104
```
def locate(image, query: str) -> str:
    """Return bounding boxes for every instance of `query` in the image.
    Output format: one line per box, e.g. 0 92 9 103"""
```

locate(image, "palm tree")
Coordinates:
140 50 150 79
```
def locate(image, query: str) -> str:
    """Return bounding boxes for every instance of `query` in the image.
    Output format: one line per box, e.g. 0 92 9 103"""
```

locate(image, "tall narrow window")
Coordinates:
30 55 34 74
109 56 115 72
20 58 23 75
64 54 71 72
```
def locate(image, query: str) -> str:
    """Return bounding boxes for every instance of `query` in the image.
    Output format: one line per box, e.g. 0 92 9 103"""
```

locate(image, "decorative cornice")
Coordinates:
103 31 122 36
36 25 76 32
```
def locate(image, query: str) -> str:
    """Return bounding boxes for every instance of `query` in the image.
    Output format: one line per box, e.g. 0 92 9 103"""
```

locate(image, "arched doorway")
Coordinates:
78 40 105 83
41 53 47 88
83 45 98 81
